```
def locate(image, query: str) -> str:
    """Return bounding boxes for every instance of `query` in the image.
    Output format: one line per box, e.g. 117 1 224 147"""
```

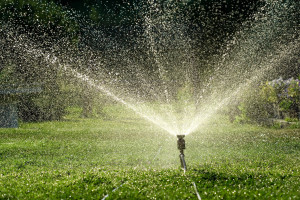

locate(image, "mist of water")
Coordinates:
0 0 298 136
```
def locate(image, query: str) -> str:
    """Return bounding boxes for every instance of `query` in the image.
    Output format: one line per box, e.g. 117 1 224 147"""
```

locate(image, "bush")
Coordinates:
262 77 300 119
231 87 273 124
228 77 300 125
18 83 69 122
0 64 70 122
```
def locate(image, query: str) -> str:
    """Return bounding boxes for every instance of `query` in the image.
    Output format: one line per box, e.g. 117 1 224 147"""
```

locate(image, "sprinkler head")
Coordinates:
177 135 185 153
177 135 187 171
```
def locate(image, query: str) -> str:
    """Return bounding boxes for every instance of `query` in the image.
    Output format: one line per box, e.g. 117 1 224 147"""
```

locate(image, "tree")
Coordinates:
0 0 79 121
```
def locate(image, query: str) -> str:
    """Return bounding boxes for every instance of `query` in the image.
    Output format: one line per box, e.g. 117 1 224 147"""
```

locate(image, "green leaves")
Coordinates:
0 0 79 40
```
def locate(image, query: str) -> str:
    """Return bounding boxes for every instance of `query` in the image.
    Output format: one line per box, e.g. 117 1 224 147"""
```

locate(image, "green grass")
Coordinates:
0 105 299 199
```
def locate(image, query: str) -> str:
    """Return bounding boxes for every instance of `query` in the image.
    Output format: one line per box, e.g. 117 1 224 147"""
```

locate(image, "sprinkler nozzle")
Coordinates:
177 135 185 153
177 135 187 171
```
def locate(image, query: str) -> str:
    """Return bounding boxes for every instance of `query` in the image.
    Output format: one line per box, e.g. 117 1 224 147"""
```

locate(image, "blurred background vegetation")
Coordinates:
0 0 299 124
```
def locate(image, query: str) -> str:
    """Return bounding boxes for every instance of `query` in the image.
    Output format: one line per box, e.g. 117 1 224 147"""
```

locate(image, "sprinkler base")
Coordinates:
179 153 187 172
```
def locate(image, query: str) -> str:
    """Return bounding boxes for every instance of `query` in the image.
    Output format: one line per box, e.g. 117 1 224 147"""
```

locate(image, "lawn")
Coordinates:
0 105 299 199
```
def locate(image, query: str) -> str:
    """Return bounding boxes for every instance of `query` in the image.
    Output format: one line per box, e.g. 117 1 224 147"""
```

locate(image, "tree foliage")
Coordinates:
0 0 79 42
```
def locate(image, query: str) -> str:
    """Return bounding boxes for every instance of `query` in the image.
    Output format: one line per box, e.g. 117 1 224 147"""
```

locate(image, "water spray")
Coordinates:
177 135 187 172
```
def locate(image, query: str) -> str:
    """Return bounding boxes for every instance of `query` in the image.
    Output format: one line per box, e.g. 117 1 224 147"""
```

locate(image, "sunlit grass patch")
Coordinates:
0 108 299 199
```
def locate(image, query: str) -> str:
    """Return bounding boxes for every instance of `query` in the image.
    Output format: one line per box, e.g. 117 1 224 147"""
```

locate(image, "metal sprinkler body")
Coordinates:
177 135 187 171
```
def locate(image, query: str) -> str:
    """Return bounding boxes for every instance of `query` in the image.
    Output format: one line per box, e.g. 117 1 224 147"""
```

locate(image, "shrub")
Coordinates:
232 87 273 124
262 77 300 119
229 77 300 125
18 83 69 122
